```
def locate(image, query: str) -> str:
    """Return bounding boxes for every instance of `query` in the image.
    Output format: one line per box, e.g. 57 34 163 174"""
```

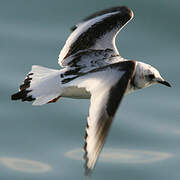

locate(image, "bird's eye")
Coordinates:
148 74 155 79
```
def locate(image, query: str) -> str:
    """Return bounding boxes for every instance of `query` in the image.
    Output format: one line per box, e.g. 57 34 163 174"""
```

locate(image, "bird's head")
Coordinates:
134 62 171 89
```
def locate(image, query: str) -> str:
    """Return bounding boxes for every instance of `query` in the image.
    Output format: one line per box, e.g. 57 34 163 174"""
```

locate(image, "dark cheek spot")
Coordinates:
148 74 155 80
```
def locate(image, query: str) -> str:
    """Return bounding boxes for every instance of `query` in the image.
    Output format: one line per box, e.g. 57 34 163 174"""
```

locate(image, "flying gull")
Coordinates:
11 6 171 176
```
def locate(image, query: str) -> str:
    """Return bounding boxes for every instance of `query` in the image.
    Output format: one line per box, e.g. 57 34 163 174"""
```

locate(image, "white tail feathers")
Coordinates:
12 65 64 106
30 66 63 105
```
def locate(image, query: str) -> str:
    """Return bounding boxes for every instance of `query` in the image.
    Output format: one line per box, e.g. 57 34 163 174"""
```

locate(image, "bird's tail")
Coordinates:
11 65 64 106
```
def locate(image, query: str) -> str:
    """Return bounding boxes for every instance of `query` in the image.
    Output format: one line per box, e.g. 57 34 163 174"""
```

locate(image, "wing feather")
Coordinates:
58 6 133 67
78 61 136 175
71 6 132 32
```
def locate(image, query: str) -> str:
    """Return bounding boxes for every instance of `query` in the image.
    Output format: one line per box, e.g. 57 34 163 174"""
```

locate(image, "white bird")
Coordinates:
11 6 171 176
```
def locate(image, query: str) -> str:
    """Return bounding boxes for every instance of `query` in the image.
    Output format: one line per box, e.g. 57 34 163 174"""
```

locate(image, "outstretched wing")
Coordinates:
58 6 133 67
73 61 136 175
60 49 123 74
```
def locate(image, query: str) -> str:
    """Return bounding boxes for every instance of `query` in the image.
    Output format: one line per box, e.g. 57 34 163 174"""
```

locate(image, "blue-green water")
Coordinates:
1 0 180 179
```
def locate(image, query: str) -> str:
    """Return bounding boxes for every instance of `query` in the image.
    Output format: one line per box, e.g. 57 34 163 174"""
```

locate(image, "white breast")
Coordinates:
62 86 90 99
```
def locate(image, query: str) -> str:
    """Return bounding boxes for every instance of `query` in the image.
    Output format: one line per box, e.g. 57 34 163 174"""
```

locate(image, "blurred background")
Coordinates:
0 0 179 179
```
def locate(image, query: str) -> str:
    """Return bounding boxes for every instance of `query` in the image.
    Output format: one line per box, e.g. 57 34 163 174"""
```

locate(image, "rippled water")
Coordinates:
1 0 180 179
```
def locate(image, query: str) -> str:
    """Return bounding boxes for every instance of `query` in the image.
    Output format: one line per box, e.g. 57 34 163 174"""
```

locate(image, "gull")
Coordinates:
11 6 171 176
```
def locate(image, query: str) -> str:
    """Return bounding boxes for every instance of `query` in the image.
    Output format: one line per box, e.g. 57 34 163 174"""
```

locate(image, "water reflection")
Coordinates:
0 157 51 173
65 148 172 164
173 129 180 135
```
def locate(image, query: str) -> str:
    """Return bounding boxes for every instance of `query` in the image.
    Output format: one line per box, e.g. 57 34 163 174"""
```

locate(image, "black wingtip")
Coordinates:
82 6 133 22
84 169 92 177
70 25 77 32
11 90 35 102
11 72 35 102
84 162 92 177
70 6 133 33
11 92 21 100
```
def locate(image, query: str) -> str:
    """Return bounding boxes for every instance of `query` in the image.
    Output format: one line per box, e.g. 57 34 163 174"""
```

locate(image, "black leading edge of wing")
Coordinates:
71 6 132 32
84 60 136 176
65 6 133 59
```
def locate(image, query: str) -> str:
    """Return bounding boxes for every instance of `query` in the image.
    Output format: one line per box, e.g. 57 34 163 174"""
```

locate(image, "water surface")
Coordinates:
0 0 179 179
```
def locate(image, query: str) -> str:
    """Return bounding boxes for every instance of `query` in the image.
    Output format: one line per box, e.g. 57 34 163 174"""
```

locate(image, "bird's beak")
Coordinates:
157 78 171 87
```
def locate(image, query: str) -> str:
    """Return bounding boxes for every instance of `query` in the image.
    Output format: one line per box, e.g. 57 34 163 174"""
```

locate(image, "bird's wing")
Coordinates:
60 49 123 74
58 6 133 67
74 61 136 175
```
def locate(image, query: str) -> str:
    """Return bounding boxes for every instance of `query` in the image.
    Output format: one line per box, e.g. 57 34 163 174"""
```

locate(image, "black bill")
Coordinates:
158 80 171 87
